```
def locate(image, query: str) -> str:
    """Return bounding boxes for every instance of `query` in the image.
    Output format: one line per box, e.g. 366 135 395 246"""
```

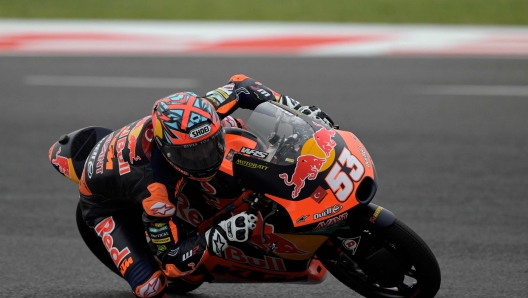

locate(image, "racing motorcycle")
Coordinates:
49 101 441 298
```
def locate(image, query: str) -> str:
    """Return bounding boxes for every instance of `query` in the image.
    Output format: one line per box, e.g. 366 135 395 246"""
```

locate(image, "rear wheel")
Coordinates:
321 219 441 298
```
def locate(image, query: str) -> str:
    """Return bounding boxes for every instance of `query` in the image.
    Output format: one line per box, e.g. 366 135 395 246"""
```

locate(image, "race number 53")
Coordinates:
325 147 364 202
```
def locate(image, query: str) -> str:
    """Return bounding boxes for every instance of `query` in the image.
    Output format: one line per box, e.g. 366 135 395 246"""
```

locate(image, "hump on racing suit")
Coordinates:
49 127 113 183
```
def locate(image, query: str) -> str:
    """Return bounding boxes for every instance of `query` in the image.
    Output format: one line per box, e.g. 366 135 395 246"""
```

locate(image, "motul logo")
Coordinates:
240 147 268 159
189 124 211 139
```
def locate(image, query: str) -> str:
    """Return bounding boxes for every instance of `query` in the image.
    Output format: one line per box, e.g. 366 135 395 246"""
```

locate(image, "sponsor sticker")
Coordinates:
150 231 170 238
337 236 361 255
151 237 171 244
225 149 236 161
225 246 286 271
310 186 327 203
148 225 168 233
314 213 348 230
189 124 212 139
51 147 71 178
369 206 383 223
240 147 269 159
94 217 131 267
235 159 269 170
358 146 370 168
119 256 134 275
279 154 326 199
296 215 308 224
313 204 343 220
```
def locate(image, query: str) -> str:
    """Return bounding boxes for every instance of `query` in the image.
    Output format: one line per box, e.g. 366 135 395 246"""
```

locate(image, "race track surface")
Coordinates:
1 56 527 297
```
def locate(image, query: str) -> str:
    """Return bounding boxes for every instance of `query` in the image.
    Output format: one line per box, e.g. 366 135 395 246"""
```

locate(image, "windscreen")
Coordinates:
244 102 315 165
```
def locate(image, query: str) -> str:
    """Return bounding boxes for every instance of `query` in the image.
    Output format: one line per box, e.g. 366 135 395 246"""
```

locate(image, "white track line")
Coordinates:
25 75 199 89
420 85 528 97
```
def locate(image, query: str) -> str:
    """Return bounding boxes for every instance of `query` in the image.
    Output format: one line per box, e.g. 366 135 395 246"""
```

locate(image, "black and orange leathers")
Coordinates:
78 74 301 297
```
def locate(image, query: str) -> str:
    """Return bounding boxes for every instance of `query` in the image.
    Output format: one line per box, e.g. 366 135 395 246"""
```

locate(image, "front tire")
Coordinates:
322 219 441 298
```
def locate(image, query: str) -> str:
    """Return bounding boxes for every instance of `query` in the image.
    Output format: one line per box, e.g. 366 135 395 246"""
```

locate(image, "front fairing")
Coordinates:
231 102 377 227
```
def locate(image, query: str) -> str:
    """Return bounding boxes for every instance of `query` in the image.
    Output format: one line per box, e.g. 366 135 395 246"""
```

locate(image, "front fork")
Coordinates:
318 203 395 258
317 204 405 287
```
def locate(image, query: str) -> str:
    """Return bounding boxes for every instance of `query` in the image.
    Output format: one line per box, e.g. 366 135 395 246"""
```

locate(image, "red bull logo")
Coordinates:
312 121 336 157
52 147 70 178
128 116 149 164
94 217 131 267
279 155 326 199
279 122 337 199
128 134 141 164
225 246 287 271
250 213 308 255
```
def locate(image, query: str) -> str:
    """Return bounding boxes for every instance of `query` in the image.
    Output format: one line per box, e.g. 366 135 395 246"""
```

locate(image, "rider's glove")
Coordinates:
221 116 247 130
298 105 336 128
205 212 258 256
278 95 301 110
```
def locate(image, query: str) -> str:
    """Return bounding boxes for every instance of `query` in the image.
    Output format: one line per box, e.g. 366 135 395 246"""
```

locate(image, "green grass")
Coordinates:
1 0 527 25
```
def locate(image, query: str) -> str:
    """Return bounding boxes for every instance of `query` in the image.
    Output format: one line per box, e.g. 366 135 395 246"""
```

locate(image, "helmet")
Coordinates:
152 92 225 181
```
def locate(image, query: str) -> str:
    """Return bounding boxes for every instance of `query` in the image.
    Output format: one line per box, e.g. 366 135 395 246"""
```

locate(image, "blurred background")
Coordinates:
1 1 527 298
1 0 527 25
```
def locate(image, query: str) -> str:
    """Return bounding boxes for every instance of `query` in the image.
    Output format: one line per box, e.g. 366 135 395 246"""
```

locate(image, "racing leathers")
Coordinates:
78 74 320 298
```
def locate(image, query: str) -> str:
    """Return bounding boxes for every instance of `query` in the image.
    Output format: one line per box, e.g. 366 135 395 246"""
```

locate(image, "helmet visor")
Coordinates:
159 130 225 172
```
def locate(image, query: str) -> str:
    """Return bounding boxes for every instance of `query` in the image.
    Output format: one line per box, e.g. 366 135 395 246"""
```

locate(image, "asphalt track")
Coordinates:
1 56 527 298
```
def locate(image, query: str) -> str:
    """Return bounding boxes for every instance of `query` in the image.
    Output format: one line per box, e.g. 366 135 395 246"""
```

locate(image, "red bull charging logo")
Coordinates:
279 122 337 199
52 147 70 178
313 121 336 157
127 116 149 164
279 155 326 198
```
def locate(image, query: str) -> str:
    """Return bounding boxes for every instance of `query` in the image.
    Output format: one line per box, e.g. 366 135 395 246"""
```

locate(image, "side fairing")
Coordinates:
234 130 376 227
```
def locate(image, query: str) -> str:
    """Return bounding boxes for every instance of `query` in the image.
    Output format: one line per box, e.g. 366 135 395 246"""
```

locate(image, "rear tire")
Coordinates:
322 219 441 298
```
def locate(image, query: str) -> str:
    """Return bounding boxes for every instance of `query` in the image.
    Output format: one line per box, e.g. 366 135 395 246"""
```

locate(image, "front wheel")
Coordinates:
321 219 441 298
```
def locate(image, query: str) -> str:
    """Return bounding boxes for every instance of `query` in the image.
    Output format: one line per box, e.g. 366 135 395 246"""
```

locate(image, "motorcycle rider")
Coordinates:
78 74 334 298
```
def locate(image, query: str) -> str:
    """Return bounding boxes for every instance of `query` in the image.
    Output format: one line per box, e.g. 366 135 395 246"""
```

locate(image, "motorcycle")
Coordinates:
49 101 441 298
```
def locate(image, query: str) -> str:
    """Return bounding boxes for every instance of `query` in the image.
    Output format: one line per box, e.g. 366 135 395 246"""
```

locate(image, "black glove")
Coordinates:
298 105 337 128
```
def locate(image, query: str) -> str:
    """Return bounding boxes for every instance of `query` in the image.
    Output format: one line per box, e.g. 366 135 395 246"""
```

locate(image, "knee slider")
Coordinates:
135 270 167 298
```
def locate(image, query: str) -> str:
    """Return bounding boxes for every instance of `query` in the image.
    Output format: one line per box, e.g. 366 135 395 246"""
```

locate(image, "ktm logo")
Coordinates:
120 256 134 275
240 147 268 159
